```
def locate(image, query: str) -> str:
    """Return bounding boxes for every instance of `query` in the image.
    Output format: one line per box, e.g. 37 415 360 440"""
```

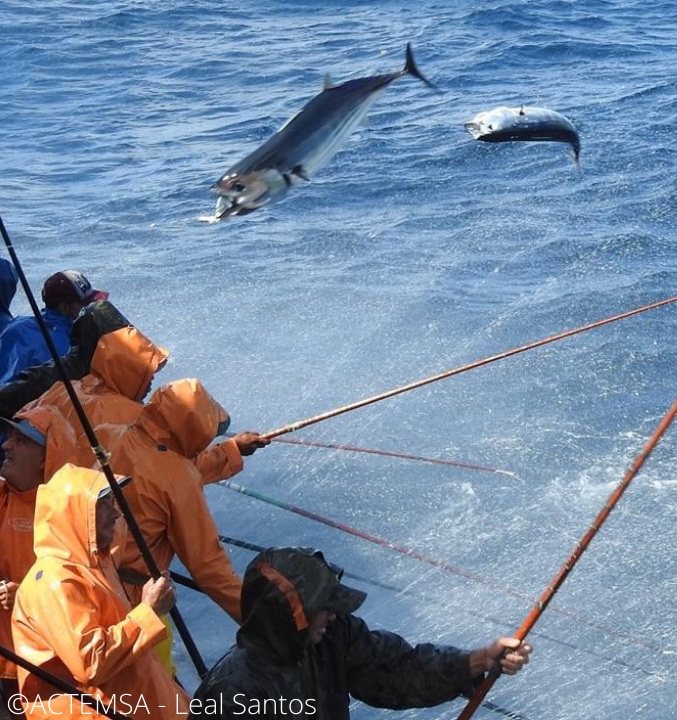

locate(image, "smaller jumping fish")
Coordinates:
464 105 580 164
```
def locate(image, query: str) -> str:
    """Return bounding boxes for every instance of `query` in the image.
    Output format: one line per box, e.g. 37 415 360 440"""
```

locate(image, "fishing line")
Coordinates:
455 391 677 719
0 215 208 678
262 294 677 439
216 480 660 652
269 436 517 477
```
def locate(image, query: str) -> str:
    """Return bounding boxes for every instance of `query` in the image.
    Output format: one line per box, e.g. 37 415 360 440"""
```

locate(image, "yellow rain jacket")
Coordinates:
11 465 189 719
24 326 169 467
106 379 243 623
0 406 79 680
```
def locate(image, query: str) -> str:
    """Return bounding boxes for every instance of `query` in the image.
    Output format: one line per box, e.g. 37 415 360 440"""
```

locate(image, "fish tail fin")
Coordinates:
571 143 581 168
404 43 439 92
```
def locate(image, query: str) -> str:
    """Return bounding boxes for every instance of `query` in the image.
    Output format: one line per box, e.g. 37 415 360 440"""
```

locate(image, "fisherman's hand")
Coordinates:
469 637 532 677
233 431 270 456
141 573 176 617
0 580 18 611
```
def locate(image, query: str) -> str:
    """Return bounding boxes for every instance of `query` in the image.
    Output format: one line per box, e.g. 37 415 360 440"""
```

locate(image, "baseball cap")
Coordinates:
97 475 132 500
42 270 109 308
0 417 47 447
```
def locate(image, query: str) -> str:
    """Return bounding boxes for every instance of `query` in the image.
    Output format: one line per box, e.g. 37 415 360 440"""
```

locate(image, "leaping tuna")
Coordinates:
464 105 580 164
209 44 436 221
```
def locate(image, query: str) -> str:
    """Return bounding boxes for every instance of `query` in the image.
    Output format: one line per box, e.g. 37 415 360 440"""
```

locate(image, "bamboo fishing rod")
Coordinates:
0 215 208 678
270 436 516 476
217 480 659 651
262 294 677 440
0 643 130 720
455 393 677 720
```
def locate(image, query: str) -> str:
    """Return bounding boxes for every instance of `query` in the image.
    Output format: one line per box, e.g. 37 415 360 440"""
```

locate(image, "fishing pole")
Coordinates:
455 392 677 719
0 642 130 720
0 215 208 678
217 480 659 651
270 436 516 476
262 294 677 439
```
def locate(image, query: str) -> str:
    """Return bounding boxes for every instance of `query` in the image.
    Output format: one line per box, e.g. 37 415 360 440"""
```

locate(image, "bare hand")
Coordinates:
141 574 176 617
233 432 270 457
0 580 18 611
470 637 532 677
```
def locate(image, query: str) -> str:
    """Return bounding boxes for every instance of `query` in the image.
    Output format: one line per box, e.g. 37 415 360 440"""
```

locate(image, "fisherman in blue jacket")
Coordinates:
0 270 108 385
191 547 532 719
0 259 18 336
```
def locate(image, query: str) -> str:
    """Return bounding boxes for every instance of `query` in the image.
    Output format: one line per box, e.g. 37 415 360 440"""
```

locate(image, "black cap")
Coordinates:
97 475 132 500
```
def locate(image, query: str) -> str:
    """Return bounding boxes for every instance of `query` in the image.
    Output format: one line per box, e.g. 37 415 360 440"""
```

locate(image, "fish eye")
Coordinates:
231 181 246 192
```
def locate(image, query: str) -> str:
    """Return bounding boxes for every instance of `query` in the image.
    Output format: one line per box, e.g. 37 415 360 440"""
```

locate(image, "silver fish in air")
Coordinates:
211 44 436 220
464 105 580 164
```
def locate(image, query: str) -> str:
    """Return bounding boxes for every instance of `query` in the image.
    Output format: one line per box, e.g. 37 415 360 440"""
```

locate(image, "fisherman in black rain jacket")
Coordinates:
190 547 532 719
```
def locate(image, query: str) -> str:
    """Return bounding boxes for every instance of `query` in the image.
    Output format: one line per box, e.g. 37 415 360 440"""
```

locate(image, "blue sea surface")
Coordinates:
2 1 677 718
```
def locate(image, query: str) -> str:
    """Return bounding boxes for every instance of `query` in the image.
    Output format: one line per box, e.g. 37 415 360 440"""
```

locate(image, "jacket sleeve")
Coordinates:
0 323 36 385
0 348 86 418
164 470 243 623
342 615 479 708
24 575 167 686
194 439 244 486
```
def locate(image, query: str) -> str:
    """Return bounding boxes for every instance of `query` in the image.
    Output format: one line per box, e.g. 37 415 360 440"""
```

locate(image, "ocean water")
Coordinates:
2 1 677 718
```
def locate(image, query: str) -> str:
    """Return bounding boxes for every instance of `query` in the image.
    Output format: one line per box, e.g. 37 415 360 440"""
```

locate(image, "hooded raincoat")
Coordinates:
25 325 169 467
0 406 79 681
11 465 189 719
0 258 18 335
104 379 243 623
191 548 480 719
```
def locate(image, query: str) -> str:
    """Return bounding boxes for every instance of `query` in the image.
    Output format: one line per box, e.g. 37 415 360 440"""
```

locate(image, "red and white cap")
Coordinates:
42 270 109 308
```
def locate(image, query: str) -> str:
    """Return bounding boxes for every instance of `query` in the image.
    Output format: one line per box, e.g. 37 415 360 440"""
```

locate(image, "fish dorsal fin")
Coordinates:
519 105 526 115
323 73 335 90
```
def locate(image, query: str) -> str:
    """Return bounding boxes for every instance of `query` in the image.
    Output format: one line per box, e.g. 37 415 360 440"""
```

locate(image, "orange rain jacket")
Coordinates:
23 326 169 467
0 406 78 680
11 464 189 719
102 379 243 623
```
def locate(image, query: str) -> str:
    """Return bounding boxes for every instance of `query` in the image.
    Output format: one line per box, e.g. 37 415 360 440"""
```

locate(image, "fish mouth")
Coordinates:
213 190 272 221
464 121 483 138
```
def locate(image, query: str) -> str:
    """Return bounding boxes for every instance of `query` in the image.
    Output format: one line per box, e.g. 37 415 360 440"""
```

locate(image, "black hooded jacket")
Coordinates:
0 301 130 418
191 548 479 719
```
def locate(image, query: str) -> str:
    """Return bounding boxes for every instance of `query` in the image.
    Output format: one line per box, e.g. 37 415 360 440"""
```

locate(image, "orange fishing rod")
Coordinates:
456 393 677 720
262 295 677 439
270 436 516 476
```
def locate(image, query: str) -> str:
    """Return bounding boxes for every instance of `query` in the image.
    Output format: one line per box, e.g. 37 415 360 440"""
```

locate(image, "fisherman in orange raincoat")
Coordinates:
20 300 266 479
24 310 170 467
11 465 188 720
103 379 264 616
0 407 78 717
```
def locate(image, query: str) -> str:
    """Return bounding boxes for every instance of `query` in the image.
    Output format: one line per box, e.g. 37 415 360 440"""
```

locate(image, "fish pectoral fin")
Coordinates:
291 164 310 181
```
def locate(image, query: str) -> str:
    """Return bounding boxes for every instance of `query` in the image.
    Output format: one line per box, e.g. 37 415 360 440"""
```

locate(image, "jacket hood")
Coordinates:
68 300 132 375
239 547 367 662
135 378 227 458
14 404 79 483
0 258 17 317
33 464 119 567
89 325 169 402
